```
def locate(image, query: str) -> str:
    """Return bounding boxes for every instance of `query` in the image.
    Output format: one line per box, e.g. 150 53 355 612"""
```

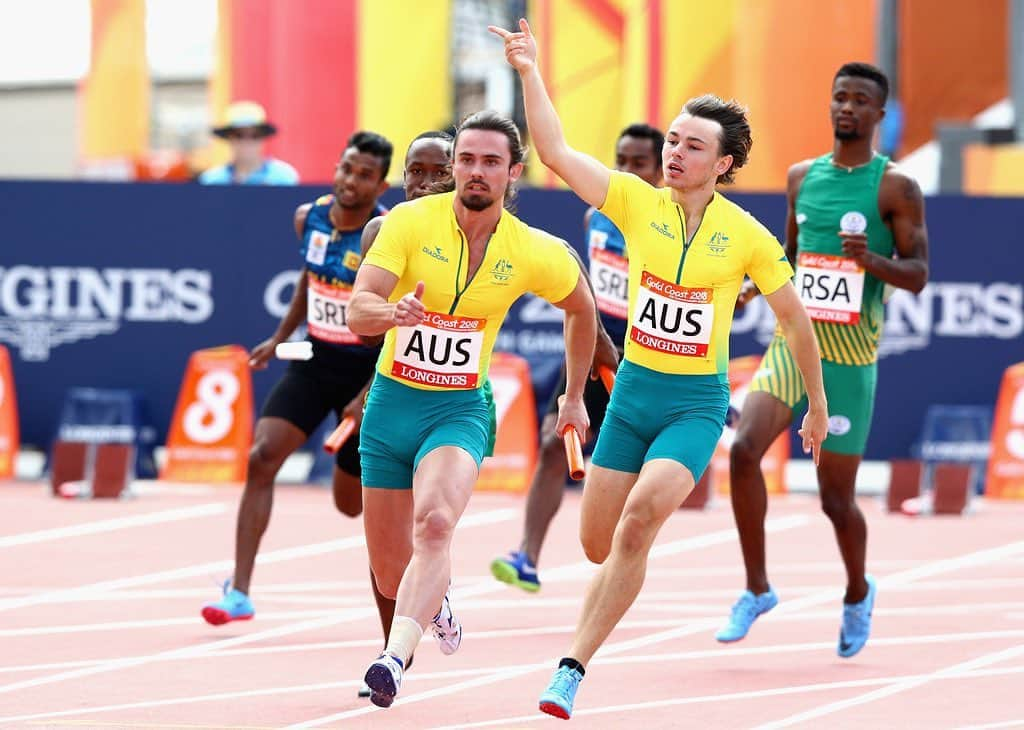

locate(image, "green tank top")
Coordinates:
794 153 893 365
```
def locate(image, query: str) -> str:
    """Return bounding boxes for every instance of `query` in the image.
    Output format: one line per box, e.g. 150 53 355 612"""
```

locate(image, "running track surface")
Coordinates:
1 480 1023 730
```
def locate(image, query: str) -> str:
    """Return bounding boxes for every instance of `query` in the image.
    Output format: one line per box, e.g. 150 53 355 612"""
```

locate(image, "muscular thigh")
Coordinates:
363 487 414 573
413 446 479 522
580 465 638 554
819 360 877 456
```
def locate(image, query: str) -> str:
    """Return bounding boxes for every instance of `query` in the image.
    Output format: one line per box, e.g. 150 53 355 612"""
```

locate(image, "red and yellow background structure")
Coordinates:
80 0 1018 193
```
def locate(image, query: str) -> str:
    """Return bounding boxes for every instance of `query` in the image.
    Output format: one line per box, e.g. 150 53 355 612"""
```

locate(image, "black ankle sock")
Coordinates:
558 657 585 676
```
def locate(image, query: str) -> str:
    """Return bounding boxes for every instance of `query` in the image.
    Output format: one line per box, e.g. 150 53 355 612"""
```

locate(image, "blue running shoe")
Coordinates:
539 665 584 720
364 653 404 708
838 575 877 658
490 550 540 593
715 588 778 642
201 581 254 626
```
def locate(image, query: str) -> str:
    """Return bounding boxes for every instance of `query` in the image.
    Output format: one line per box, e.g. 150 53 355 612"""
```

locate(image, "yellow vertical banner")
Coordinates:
206 0 235 168
357 0 453 183
527 0 627 187
79 0 149 161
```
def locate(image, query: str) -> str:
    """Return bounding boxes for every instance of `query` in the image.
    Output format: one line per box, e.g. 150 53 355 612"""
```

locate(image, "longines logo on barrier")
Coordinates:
0 266 214 361
733 281 1024 357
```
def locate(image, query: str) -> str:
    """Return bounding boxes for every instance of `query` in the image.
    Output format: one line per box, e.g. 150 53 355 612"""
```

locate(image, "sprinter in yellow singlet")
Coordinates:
348 111 597 709
491 19 830 719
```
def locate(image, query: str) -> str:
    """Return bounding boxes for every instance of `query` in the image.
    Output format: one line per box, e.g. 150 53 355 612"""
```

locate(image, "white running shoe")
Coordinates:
363 653 404 708
430 587 462 655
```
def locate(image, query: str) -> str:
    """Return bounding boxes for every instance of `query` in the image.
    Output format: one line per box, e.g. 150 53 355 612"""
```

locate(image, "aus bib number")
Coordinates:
392 311 486 389
589 246 628 320
307 277 359 345
797 253 864 325
629 271 713 357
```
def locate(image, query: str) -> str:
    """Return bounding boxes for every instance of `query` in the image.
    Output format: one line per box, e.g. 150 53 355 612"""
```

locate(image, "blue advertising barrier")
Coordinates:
55 387 158 478
1 181 1021 463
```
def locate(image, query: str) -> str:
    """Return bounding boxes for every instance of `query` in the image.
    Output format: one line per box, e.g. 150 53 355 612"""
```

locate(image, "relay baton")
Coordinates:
562 426 585 481
323 416 356 454
597 365 615 394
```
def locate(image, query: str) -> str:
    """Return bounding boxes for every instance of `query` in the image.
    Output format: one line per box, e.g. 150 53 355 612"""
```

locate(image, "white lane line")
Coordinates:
0 504 228 548
0 507 516 614
5 596 1021 641
0 508 517 705
289 537 1024 728
283 516 813 729
954 721 1024 730
7 620 1024 677
751 643 1024 729
0 516 813 725
6 628 1020 722
0 610 335 637
429 665 1024 729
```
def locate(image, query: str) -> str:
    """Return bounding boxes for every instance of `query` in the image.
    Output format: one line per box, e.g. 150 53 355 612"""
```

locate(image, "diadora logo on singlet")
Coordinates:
706 232 730 257
649 221 675 239
422 246 449 263
490 258 514 284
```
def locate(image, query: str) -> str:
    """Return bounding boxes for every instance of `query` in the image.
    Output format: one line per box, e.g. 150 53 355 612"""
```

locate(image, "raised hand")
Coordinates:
487 18 538 74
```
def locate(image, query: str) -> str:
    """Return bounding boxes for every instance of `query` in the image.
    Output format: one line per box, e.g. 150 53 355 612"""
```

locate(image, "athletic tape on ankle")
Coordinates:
386 615 424 664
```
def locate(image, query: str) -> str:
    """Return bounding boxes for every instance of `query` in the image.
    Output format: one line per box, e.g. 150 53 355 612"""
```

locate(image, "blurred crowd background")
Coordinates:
1 0 1021 195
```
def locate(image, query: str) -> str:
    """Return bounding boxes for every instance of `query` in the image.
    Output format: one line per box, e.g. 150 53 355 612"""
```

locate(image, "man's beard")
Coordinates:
834 126 861 141
334 192 365 209
459 192 495 211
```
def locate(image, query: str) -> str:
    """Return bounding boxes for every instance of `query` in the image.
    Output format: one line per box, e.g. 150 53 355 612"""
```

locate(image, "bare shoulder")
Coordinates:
363 215 385 240
786 158 815 192
360 215 385 257
880 162 923 204
293 203 313 238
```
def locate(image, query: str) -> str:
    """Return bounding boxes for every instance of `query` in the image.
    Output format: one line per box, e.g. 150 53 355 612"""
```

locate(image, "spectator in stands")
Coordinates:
199 101 299 185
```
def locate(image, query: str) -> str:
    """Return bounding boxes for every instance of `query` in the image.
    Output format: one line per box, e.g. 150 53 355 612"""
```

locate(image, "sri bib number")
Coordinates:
629 271 713 357
307 277 359 345
589 246 628 320
392 311 486 389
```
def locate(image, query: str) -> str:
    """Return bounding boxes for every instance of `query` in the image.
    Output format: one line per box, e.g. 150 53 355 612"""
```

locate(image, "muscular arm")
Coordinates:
558 235 619 375
348 264 403 337
248 205 312 368
355 216 387 347
490 20 611 209
737 162 809 308
360 216 384 258
763 282 829 463
860 170 929 293
550 273 598 440
553 274 598 400
274 204 314 340
783 161 812 265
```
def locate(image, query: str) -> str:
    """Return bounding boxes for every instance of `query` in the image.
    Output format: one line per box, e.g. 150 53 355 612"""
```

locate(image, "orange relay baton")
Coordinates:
323 416 356 454
597 365 615 394
562 426 585 481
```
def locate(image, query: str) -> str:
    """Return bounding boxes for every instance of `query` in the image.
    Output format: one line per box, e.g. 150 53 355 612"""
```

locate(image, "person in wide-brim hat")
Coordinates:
200 101 299 185
211 101 278 139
